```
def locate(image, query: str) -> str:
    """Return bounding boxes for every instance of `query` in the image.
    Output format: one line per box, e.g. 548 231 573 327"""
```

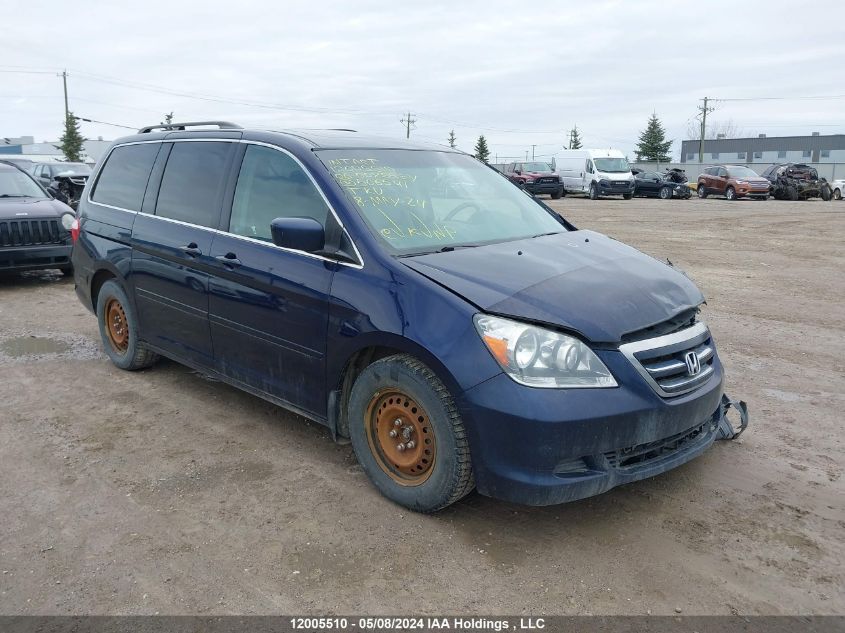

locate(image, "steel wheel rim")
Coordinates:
365 390 436 486
105 298 129 353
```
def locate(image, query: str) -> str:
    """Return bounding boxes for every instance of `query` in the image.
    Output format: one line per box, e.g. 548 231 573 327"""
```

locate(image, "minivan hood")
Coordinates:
401 230 703 344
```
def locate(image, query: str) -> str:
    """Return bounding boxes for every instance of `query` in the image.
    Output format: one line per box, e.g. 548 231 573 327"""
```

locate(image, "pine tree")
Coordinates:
568 126 583 149
58 112 85 163
474 135 490 163
635 113 673 162
163 112 174 125
447 129 457 149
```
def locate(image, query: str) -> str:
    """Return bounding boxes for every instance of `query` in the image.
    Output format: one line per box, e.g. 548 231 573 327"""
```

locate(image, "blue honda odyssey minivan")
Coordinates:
71 121 729 512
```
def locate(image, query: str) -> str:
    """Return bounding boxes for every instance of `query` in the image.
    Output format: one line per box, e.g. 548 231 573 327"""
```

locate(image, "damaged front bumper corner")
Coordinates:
716 394 749 440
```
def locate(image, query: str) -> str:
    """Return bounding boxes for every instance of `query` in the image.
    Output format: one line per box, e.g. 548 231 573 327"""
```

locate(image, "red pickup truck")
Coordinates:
504 161 564 199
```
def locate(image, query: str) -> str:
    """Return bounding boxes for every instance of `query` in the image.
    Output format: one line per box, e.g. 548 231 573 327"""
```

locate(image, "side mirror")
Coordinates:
514 169 521 175
270 217 325 253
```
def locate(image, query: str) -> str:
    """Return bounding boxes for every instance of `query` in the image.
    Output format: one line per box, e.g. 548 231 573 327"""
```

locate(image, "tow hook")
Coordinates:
716 394 749 440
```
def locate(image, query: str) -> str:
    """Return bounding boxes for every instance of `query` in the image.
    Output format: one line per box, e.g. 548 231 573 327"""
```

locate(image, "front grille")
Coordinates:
611 181 629 187
621 308 698 344
604 420 711 470
0 219 66 247
619 322 715 398
539 177 558 183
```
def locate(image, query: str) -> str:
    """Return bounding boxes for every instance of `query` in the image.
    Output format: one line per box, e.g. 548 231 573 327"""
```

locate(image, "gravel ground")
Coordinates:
0 195 842 615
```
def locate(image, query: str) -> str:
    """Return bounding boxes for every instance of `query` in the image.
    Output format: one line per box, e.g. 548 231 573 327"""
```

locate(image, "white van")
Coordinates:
552 149 635 200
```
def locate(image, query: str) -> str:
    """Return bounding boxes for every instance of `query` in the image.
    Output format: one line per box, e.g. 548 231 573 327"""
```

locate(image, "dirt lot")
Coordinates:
0 196 843 616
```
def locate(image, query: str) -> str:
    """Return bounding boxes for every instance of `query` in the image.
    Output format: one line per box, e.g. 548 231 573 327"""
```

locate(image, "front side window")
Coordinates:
229 145 330 242
727 166 759 178
92 143 160 211
318 149 567 256
156 141 231 228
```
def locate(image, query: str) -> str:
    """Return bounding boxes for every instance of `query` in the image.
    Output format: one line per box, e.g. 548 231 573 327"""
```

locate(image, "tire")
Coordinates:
550 187 563 200
820 183 832 202
834 188 842 201
96 279 159 371
623 193 633 200
348 354 474 512
697 184 708 198
725 186 736 201
659 186 672 200
60 265 73 276
589 183 598 200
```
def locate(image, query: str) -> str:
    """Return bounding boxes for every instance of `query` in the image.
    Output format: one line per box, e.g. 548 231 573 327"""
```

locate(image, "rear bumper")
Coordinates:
0 244 72 272
456 350 725 506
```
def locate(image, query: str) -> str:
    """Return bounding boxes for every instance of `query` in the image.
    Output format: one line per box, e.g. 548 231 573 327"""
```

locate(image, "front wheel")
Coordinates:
96 280 159 371
834 188 842 201
348 354 475 512
589 183 598 200
697 184 708 198
725 186 736 201
659 186 672 200
550 187 563 200
820 183 832 202
622 193 633 200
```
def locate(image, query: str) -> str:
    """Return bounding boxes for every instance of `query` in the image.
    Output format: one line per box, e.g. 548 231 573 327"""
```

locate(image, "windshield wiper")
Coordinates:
436 244 482 253
0 194 28 198
530 231 562 239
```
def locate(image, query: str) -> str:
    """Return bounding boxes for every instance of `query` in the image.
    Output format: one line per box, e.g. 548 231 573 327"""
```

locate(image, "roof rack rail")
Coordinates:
138 121 243 134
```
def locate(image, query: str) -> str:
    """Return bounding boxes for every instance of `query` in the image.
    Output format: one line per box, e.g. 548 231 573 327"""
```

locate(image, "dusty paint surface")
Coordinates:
0 197 842 615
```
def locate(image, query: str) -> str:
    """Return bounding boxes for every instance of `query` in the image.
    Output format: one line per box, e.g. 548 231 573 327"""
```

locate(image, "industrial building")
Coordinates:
1 135 111 164
680 133 845 165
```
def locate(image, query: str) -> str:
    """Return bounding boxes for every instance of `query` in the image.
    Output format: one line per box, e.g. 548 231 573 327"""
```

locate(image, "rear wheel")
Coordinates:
589 183 598 200
659 186 672 200
96 280 159 371
550 187 563 200
834 188 842 200
697 184 708 198
725 186 736 201
348 354 474 512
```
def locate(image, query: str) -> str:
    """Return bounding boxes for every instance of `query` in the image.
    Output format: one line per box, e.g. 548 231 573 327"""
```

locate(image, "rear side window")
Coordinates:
92 143 160 211
228 145 329 242
156 142 231 228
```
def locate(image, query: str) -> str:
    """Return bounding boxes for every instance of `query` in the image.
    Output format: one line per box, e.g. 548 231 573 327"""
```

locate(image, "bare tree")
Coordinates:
686 119 743 140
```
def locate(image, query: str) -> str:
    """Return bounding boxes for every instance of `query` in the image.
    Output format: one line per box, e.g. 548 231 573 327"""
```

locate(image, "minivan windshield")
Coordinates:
318 149 567 255
593 157 631 173
0 167 48 199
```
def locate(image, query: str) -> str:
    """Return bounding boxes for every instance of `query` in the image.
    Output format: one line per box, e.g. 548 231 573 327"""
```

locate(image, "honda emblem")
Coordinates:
684 351 701 376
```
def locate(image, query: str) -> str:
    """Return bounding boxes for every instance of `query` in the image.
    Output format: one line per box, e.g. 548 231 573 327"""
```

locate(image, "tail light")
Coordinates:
70 218 80 244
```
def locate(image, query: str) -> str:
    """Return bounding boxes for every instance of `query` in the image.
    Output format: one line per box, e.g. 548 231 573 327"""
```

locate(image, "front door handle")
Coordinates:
180 243 202 257
215 253 242 268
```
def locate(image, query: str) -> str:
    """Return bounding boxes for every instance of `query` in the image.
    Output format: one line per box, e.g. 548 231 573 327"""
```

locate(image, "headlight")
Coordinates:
473 314 617 388
736 180 748 185
60 212 75 230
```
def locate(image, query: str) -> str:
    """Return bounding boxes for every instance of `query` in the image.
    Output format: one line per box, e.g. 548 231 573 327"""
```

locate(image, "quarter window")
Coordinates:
229 145 329 242
156 141 231 228
92 143 160 211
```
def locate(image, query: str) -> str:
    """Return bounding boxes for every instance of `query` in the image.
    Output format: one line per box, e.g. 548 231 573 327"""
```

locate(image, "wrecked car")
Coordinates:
761 163 833 201
31 162 92 209
71 122 747 512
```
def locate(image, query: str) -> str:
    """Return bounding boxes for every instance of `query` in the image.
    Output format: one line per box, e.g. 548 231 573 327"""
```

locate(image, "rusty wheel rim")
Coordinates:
105 297 129 354
365 390 436 486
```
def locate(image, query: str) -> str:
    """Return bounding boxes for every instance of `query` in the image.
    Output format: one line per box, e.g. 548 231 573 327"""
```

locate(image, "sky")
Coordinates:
2 0 844 162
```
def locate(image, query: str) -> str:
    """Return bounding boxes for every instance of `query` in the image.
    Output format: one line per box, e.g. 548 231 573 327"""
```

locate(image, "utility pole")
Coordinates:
697 97 715 163
531 145 536 160
400 112 416 139
59 70 69 120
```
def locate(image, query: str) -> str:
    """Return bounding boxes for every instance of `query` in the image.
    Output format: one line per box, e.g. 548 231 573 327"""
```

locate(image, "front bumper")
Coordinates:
736 186 770 198
523 180 562 194
0 244 72 272
597 180 635 196
456 350 724 505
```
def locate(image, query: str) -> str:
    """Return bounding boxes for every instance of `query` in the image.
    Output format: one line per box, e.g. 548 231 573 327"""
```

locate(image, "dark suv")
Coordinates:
71 121 740 512
761 163 833 201
504 161 563 198
0 160 76 274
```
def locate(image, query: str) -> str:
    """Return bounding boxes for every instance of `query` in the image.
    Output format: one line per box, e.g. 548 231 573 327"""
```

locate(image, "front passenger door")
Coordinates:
208 143 337 417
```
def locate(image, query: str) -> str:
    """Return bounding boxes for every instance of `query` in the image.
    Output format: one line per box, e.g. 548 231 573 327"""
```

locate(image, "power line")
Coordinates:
716 94 845 102
74 116 136 130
